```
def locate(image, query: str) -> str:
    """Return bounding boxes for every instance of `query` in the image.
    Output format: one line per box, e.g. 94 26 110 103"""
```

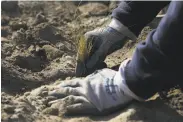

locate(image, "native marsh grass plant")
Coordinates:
77 35 93 62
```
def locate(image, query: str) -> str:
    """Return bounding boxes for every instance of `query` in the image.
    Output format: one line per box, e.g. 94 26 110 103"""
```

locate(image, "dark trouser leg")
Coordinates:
124 1 183 99
112 1 170 36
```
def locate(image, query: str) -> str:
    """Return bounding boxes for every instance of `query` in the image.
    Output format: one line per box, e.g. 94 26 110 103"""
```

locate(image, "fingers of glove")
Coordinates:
48 95 88 106
59 79 83 88
48 89 66 99
84 28 105 37
48 87 83 99
65 102 100 115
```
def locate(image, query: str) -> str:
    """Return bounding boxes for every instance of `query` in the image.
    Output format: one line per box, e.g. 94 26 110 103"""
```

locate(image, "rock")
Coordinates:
42 45 64 60
1 1 19 12
78 2 109 17
42 107 58 115
10 21 27 31
3 105 15 113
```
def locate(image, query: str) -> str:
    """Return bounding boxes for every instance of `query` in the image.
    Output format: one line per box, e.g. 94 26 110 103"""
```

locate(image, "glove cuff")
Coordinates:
109 18 137 41
114 59 144 101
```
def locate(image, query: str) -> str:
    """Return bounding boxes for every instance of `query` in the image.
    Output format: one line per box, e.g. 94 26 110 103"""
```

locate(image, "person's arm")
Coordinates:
76 1 170 77
112 1 170 36
124 1 183 99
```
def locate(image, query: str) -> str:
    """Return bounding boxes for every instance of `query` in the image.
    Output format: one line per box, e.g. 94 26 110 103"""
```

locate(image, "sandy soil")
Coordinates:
1 1 183 122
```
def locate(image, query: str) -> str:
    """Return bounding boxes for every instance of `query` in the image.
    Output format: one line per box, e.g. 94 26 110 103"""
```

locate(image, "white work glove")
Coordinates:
49 59 142 115
86 18 137 69
76 18 137 77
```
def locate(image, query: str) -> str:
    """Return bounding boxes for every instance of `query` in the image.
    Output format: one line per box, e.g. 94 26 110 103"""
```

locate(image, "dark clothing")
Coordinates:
112 1 170 36
113 1 183 99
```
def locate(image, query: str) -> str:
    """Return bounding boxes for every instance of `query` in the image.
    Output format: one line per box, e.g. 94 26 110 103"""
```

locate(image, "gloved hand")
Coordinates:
49 59 141 115
76 19 137 77
76 27 127 77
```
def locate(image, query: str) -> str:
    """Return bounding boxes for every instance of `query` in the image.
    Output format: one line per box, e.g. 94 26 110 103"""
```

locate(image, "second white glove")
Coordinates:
49 59 142 115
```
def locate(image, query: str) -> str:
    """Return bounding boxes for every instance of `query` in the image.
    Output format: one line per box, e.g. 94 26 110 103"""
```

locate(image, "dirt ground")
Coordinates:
1 1 183 122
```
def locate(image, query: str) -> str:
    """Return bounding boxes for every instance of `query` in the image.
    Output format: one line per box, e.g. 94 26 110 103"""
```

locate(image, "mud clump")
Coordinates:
42 45 64 60
34 24 63 44
13 54 44 72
